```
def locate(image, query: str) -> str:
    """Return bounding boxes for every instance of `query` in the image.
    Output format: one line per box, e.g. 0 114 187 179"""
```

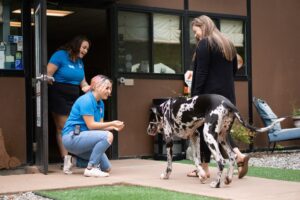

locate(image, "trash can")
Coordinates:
152 98 186 161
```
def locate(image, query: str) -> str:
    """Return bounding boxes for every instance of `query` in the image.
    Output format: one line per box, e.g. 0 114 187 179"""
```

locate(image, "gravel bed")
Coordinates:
248 150 300 170
1 151 299 200
0 192 51 200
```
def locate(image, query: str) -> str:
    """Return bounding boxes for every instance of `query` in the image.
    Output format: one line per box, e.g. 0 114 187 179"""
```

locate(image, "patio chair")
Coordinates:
253 97 300 152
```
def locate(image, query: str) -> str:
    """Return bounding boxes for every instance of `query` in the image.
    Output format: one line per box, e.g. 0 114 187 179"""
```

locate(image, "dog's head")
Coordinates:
147 106 163 136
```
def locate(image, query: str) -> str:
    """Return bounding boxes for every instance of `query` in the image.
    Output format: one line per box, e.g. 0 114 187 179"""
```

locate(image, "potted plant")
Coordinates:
292 107 300 128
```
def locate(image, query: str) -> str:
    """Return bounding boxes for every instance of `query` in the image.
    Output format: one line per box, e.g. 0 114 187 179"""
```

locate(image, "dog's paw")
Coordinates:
210 181 221 188
160 173 169 179
224 176 232 185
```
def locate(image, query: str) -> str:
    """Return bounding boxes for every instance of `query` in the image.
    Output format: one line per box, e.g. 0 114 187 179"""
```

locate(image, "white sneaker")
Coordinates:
84 168 109 177
63 155 73 175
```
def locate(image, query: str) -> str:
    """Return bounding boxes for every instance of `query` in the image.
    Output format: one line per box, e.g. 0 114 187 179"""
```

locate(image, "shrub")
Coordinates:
292 107 300 117
230 121 255 144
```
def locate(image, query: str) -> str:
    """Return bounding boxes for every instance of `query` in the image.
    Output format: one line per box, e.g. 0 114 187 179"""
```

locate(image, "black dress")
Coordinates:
191 38 238 162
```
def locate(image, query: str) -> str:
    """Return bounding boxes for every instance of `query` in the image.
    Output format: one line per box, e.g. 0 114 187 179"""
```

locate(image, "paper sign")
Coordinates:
0 51 4 69
6 55 14 62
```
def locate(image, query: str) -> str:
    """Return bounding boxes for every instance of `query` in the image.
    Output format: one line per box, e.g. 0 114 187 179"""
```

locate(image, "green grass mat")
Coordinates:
37 185 220 200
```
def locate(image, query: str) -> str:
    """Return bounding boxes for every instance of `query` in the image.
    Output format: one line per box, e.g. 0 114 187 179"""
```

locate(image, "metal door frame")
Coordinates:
34 0 48 174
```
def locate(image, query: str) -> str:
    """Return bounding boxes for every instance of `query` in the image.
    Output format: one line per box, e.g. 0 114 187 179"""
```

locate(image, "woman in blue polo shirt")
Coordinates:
47 35 91 173
62 75 125 177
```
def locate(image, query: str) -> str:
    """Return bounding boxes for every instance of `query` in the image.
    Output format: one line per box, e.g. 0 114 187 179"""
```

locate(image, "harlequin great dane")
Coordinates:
147 94 284 188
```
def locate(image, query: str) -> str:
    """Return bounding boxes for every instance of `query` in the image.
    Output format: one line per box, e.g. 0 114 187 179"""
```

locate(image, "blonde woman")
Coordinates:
62 75 125 177
186 15 250 179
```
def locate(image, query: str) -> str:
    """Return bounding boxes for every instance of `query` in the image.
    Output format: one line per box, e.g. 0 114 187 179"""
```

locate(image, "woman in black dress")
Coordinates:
186 15 250 179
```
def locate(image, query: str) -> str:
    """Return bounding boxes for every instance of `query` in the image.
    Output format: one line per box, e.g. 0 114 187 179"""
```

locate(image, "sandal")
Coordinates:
187 169 210 178
237 155 250 179
187 169 199 177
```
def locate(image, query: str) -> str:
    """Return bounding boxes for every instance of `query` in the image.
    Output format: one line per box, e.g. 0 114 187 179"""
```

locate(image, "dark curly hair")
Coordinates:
59 35 91 61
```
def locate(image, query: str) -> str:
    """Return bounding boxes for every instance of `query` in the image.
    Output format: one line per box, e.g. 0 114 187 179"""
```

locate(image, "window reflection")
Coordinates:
153 14 182 74
0 0 23 70
188 17 246 76
220 19 246 76
117 11 183 74
118 11 150 73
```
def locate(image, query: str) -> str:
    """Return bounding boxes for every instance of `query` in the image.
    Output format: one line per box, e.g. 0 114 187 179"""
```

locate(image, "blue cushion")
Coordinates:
269 128 300 142
253 98 281 133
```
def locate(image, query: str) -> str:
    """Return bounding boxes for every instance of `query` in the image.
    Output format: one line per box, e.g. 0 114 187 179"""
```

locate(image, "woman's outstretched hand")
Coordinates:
112 120 125 131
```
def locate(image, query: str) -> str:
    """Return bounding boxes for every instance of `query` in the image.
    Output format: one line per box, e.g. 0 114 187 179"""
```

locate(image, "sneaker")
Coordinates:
84 168 109 177
63 155 73 175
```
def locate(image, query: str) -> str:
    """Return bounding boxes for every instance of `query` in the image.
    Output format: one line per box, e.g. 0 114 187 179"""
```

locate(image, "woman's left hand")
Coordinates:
81 78 90 93
81 85 91 93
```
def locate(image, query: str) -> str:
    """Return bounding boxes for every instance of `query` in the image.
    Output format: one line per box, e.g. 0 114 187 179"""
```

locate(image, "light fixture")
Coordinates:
10 21 21 27
10 21 35 27
13 9 74 17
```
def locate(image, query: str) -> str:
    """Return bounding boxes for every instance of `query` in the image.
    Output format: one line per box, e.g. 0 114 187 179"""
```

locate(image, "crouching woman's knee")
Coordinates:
107 131 114 144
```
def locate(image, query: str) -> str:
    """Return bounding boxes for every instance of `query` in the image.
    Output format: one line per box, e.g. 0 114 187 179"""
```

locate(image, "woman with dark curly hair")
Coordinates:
47 35 91 174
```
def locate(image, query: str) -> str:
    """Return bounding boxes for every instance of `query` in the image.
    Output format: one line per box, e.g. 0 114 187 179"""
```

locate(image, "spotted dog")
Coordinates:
147 94 284 188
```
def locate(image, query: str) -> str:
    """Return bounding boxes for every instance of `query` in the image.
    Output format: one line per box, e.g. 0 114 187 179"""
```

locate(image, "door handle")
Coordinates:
35 74 55 82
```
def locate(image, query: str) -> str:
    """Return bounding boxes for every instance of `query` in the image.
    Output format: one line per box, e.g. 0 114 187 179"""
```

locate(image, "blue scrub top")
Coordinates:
62 91 105 136
49 50 85 85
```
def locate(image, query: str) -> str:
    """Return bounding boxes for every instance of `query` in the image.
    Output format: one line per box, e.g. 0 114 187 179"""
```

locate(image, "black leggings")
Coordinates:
199 126 237 163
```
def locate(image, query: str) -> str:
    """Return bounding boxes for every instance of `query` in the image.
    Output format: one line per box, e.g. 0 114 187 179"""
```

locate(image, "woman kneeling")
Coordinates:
62 75 125 177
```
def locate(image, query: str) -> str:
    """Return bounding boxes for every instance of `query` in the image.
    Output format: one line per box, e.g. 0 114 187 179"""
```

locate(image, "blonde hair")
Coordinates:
191 15 236 61
90 75 112 91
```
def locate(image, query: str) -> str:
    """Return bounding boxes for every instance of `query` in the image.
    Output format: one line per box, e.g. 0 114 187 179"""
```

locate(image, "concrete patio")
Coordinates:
0 159 299 200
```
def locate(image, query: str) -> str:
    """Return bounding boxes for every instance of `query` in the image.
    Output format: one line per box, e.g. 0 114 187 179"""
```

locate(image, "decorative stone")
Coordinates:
0 128 21 169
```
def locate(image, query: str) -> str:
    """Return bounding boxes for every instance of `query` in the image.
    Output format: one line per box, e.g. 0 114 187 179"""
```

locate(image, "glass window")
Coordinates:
188 17 246 77
220 19 246 76
188 18 196 70
0 0 23 70
153 14 182 74
117 11 183 74
117 11 150 73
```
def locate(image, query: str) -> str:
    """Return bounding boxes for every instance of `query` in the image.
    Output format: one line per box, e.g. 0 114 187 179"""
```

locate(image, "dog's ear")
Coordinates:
151 106 163 116
150 106 157 114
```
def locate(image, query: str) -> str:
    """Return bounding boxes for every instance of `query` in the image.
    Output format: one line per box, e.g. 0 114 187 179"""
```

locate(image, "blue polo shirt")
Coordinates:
49 50 85 85
62 91 105 136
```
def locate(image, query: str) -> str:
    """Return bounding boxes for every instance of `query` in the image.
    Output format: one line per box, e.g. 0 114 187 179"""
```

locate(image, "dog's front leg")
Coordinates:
161 137 173 179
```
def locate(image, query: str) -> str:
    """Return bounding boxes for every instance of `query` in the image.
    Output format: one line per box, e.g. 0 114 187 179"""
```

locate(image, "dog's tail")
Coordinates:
233 112 286 133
